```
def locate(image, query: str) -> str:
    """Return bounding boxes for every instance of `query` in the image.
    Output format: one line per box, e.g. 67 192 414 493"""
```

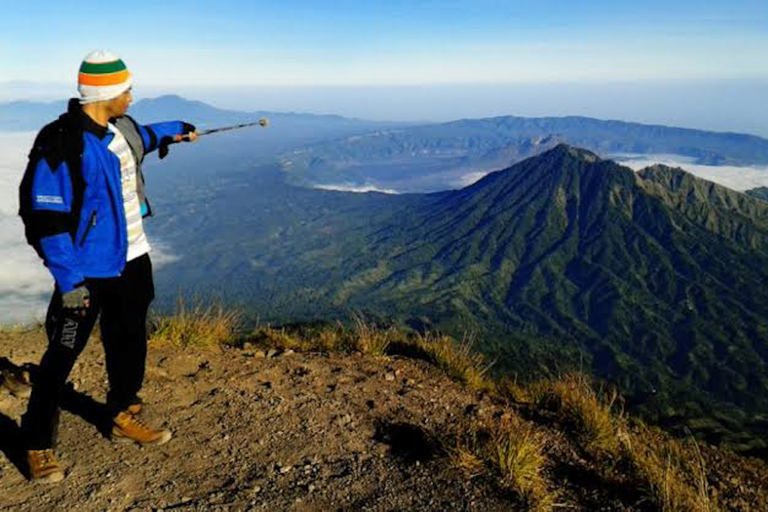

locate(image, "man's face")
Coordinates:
108 88 133 118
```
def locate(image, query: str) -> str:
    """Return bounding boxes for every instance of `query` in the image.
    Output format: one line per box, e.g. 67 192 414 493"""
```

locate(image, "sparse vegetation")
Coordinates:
530 373 623 455
489 415 554 510
352 314 393 356
408 332 494 392
149 298 240 349
242 318 493 391
140 313 747 509
446 415 554 510
620 425 718 512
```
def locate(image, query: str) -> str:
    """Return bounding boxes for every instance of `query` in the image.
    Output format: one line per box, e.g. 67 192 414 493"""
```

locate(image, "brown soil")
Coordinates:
0 329 512 511
2 328 767 511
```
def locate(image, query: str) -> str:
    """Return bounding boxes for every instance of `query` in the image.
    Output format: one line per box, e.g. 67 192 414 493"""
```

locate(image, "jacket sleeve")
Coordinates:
135 121 195 154
25 156 85 293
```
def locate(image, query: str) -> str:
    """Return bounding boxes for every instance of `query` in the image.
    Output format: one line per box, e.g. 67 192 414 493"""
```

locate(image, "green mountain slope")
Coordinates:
316 145 768 449
747 186 768 202
150 145 768 452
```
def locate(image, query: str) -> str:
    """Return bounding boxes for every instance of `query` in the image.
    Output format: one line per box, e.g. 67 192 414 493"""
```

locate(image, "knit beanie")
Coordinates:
78 50 133 104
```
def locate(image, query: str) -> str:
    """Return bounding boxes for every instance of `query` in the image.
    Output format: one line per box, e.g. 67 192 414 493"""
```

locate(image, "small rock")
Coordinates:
267 349 279 358
243 342 255 350
280 465 292 474
308 484 316 492
252 486 262 494
384 373 396 381
284 349 295 356
254 350 267 358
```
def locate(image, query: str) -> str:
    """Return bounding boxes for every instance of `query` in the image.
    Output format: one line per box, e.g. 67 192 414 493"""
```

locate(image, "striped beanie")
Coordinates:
78 50 133 104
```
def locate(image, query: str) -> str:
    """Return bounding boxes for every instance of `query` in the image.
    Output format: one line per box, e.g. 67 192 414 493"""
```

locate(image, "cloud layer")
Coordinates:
313 183 399 194
0 132 51 324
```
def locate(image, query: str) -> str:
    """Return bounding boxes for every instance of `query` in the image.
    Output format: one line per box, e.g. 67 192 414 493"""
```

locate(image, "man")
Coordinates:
18 50 197 483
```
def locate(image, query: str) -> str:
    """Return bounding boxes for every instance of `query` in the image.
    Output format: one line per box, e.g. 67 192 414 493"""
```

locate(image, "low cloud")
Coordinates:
0 131 51 324
313 183 399 194
454 171 492 188
613 153 768 192
151 242 182 268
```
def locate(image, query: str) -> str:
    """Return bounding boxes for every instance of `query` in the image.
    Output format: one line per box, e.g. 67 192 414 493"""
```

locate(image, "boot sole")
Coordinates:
32 471 65 484
112 430 172 446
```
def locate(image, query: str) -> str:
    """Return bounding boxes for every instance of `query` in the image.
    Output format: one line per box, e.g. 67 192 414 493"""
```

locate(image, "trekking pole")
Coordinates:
180 117 270 140
159 117 269 158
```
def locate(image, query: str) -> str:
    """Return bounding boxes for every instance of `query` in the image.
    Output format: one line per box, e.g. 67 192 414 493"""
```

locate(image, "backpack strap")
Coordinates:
113 115 153 216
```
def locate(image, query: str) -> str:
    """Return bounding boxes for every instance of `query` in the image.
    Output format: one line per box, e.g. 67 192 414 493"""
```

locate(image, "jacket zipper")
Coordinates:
79 211 97 247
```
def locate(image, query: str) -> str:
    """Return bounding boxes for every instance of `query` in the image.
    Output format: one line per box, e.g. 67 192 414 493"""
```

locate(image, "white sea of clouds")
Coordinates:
0 132 180 326
612 154 768 192
0 132 50 325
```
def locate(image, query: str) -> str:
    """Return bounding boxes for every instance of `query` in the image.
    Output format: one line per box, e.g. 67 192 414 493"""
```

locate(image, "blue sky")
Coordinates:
1 1 767 133
2 0 766 86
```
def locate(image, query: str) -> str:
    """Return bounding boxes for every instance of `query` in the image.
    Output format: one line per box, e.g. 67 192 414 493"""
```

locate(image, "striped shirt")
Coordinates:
108 123 151 262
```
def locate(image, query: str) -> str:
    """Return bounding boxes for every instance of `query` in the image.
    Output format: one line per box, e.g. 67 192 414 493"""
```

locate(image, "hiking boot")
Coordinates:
111 411 171 445
1 369 32 398
27 449 64 483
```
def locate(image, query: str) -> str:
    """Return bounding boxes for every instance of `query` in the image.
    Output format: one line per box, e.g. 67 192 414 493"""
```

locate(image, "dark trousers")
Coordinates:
22 254 155 449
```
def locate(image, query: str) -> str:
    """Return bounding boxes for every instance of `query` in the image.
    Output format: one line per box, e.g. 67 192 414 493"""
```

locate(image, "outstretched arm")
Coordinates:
134 121 197 155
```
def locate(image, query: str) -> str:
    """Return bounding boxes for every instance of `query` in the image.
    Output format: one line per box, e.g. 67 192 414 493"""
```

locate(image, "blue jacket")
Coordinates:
19 99 190 293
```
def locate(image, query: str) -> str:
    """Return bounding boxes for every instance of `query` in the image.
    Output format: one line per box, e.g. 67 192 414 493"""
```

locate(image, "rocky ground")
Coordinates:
0 329 514 511
2 327 768 511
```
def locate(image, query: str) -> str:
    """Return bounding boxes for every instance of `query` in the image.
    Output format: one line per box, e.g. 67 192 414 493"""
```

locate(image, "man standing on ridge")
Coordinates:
18 50 197 483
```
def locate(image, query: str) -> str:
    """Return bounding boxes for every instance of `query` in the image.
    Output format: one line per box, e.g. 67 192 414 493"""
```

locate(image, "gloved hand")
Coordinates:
62 285 90 310
159 122 197 160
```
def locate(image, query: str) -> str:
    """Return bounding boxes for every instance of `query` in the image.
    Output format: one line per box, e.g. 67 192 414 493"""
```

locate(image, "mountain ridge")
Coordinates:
146 144 768 453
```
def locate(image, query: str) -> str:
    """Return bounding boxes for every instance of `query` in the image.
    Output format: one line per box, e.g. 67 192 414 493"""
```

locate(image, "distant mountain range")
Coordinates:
0 94 388 131
5 96 768 193
149 144 768 454
279 115 768 192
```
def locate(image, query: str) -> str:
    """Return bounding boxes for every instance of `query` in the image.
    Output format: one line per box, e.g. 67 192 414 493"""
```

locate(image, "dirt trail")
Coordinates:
0 330 510 511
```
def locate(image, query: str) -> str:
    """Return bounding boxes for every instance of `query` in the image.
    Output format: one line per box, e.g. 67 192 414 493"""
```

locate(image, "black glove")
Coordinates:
62 285 90 311
159 122 197 160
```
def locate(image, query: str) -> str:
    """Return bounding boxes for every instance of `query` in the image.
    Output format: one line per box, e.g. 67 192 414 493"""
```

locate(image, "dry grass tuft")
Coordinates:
490 415 554 510
247 318 396 355
531 373 622 455
352 315 393 356
244 319 493 391
446 421 487 479
622 426 718 512
447 415 555 510
149 298 240 349
407 332 494 392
